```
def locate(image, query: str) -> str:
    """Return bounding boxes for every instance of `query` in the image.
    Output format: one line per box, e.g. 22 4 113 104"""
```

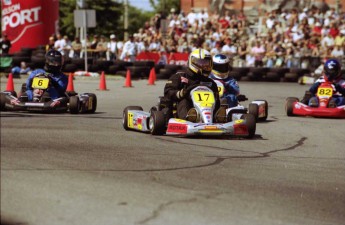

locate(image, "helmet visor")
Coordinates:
213 62 229 73
191 57 212 72
46 56 62 66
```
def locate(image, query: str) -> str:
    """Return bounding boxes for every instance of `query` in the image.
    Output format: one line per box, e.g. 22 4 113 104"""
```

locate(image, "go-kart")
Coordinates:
123 85 256 138
0 73 97 114
285 82 345 118
213 80 268 122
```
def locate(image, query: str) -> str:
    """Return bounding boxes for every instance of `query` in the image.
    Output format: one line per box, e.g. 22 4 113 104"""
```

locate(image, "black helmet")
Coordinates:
324 59 341 81
45 49 63 73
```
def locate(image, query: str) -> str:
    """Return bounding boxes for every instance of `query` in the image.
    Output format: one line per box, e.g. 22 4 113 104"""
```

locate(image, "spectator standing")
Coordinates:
54 34 66 55
187 8 197 25
71 37 82 58
96 35 108 60
237 41 248 67
107 34 118 61
120 34 137 62
0 34 11 55
90 35 99 59
62 35 72 57
46 36 55 52
251 40 266 67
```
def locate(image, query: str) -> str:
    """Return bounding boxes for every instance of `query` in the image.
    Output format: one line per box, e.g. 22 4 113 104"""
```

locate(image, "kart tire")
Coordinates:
69 96 80 114
241 114 256 139
248 103 259 121
122 106 144 130
87 93 97 113
149 110 166 135
0 93 7 111
286 97 299 116
256 100 268 121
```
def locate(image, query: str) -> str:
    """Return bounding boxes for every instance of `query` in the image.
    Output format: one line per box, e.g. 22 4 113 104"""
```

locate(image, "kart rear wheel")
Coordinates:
248 103 259 121
69 96 80 114
0 93 7 111
256 100 269 121
241 114 256 139
286 97 299 117
122 106 143 130
88 93 97 113
149 110 166 135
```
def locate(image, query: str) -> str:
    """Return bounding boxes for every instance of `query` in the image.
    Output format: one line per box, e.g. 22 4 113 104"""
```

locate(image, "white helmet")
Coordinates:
188 48 213 77
212 54 230 78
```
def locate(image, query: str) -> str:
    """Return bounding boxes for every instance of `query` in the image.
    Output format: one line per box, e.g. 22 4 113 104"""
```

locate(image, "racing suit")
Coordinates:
164 68 220 120
308 75 345 106
209 72 240 107
26 69 68 101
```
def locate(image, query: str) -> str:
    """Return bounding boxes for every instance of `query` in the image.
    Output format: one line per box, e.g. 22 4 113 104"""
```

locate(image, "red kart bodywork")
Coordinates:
287 82 345 118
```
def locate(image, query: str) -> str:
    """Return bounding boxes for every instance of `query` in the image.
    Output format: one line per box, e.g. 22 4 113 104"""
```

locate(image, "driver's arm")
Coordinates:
309 82 321 95
50 74 68 96
164 73 182 101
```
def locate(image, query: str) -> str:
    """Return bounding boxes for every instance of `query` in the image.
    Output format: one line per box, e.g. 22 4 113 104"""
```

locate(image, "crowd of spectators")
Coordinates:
47 4 345 69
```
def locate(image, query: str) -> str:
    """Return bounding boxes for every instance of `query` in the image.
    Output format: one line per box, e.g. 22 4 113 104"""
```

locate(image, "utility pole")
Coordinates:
124 0 128 40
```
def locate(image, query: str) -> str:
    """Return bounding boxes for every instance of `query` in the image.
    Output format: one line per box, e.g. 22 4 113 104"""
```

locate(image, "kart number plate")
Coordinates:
128 112 134 128
32 77 49 89
192 91 215 107
317 87 332 97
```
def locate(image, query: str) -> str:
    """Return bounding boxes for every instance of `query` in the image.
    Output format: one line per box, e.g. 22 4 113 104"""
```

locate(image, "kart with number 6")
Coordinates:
0 73 97 114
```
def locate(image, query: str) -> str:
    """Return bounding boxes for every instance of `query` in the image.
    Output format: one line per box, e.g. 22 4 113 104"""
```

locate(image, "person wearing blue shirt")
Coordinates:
25 49 68 102
209 54 240 107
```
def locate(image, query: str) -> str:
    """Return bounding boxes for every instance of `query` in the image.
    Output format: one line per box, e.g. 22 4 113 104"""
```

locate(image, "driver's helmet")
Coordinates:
212 54 231 78
188 48 213 77
45 49 63 73
324 59 341 82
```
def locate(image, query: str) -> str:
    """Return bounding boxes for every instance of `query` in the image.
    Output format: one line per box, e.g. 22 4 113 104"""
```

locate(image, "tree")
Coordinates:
59 0 154 40
149 0 180 16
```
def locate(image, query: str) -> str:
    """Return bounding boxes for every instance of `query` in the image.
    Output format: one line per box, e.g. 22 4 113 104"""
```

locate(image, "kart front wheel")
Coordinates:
241 114 256 139
69 96 80 114
149 110 166 135
122 106 143 130
286 97 299 117
0 93 7 111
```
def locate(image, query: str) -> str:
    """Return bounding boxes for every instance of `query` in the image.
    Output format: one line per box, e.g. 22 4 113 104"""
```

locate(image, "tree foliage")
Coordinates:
59 0 153 40
149 0 180 16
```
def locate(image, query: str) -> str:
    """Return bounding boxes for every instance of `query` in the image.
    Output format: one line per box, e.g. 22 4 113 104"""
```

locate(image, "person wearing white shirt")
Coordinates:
120 35 137 62
107 34 118 61
187 9 197 25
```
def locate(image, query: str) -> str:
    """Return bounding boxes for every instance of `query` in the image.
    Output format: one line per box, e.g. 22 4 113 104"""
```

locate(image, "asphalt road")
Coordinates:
1 75 344 225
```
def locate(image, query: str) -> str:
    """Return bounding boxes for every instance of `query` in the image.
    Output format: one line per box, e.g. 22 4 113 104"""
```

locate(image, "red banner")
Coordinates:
1 0 59 53
136 52 189 65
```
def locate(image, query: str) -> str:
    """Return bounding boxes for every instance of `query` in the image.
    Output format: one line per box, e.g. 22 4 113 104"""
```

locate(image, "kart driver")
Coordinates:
163 48 224 122
302 59 345 107
23 49 68 105
209 53 241 107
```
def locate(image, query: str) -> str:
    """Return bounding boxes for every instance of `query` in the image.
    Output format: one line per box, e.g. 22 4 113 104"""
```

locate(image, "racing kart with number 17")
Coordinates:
123 84 256 138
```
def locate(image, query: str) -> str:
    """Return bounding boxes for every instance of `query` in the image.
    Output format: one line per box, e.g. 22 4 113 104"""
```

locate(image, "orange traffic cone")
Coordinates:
98 71 108 91
5 73 15 92
147 68 155 85
66 73 75 92
152 67 157 82
123 69 133 88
